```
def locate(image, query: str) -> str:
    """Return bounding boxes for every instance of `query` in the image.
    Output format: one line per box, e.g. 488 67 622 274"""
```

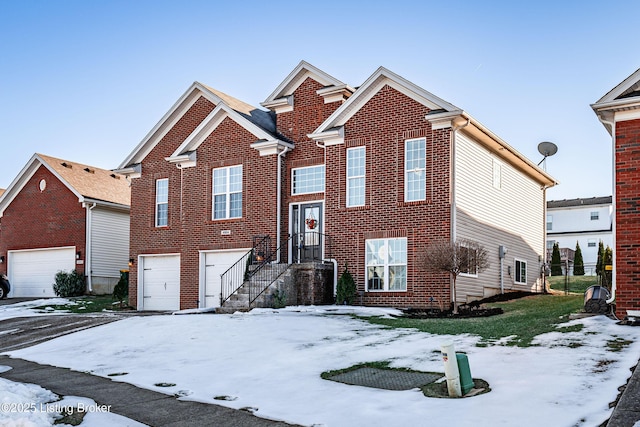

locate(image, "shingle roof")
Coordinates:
202 85 275 133
547 196 611 209
37 154 130 206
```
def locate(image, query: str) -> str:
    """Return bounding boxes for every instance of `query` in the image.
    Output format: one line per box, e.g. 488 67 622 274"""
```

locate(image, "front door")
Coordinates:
292 203 323 263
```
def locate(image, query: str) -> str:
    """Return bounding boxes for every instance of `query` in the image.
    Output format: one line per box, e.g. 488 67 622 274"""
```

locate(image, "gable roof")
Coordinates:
592 68 640 133
0 153 130 216
309 66 460 139
308 66 556 187
118 82 275 170
262 60 352 106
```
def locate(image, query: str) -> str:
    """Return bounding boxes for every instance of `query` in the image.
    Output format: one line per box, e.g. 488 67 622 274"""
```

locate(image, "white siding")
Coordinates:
454 132 546 301
90 207 130 278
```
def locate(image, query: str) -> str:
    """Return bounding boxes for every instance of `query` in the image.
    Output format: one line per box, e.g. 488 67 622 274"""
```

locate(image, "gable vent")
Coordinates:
110 173 121 179
84 167 95 174
61 162 72 168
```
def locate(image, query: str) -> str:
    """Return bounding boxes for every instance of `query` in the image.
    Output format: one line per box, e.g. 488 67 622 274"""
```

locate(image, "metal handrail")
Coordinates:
220 232 333 308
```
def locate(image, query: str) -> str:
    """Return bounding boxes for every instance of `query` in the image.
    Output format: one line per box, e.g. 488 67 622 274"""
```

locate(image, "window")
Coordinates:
546 215 553 231
292 165 325 195
155 178 168 227
546 240 555 250
213 165 242 219
588 239 597 248
590 211 599 220
515 259 527 284
366 238 407 291
460 245 478 276
492 160 502 189
405 138 426 202
347 147 365 207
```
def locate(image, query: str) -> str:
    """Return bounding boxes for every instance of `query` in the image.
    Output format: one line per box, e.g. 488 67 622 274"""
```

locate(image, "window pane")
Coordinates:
229 166 242 192
156 179 168 203
229 193 242 218
348 177 365 206
156 204 168 227
389 266 407 290
405 138 425 201
213 170 227 194
293 165 325 194
367 266 384 290
213 194 227 219
366 240 385 265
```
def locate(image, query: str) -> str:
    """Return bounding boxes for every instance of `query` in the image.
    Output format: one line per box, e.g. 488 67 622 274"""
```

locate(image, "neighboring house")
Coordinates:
546 196 613 275
592 68 640 320
0 154 130 297
117 61 555 311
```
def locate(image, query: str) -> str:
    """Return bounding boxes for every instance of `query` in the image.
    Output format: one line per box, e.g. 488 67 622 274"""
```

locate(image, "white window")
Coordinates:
492 159 502 189
155 178 168 227
347 147 365 207
588 239 597 248
590 211 599 220
405 138 426 202
292 165 325 195
515 259 527 284
460 245 478 276
213 165 242 220
546 215 553 231
366 238 407 291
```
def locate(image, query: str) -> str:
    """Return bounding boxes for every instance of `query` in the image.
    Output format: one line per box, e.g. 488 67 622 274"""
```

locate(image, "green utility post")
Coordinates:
456 353 475 395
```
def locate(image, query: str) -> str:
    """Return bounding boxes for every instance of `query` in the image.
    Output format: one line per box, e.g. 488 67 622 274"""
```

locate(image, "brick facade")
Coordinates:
0 165 86 277
613 119 640 319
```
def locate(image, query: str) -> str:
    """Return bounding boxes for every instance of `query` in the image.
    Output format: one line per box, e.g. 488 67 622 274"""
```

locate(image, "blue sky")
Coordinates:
1 0 638 200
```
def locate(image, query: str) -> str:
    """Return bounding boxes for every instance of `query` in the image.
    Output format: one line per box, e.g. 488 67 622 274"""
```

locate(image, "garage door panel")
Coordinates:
141 255 180 311
9 248 76 297
203 249 248 308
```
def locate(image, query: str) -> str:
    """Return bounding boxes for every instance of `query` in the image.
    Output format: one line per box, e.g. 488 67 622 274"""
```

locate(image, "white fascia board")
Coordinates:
263 60 345 103
165 151 197 169
250 140 295 156
307 127 344 146
261 96 293 113
316 84 355 104
594 68 640 104
425 110 466 130
0 153 42 215
82 198 131 211
113 164 141 178
118 82 224 169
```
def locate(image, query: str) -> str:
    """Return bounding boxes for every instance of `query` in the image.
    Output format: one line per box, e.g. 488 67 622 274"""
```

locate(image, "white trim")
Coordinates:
155 178 169 227
615 109 640 122
346 146 366 207
404 137 426 202
212 165 243 220
291 164 325 195
262 61 345 105
364 237 408 292
514 258 527 285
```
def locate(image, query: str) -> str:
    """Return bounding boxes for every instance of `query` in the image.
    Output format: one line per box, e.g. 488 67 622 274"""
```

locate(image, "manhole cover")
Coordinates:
326 367 442 391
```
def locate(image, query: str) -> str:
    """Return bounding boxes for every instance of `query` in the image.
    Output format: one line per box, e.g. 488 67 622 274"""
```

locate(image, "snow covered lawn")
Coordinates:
3 305 640 426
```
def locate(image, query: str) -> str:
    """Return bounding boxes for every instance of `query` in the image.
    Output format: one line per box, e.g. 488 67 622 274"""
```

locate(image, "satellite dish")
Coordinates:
537 141 558 170
537 141 558 157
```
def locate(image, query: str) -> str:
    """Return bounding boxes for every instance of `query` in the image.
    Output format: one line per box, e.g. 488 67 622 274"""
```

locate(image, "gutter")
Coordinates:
276 146 290 262
84 202 97 293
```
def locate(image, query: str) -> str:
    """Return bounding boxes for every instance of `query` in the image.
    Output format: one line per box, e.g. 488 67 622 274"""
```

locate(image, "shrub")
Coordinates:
573 241 585 276
336 264 356 305
53 270 86 297
113 272 129 307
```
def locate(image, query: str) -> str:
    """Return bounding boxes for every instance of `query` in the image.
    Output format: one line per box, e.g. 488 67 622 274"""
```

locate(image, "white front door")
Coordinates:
140 255 180 311
202 249 249 308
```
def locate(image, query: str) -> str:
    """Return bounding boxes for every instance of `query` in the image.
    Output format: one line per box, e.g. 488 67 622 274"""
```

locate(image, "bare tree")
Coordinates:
423 239 490 313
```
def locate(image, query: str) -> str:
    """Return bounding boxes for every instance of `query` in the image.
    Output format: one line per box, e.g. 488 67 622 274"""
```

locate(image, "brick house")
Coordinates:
117 61 555 311
0 154 130 297
592 68 640 320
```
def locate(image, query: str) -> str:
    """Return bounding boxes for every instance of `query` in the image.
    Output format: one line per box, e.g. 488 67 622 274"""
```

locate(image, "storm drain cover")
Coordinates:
326 367 442 391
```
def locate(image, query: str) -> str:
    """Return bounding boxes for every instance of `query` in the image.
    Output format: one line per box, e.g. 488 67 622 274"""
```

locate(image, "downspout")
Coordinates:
449 118 470 309
277 146 290 263
85 202 97 293
599 115 617 306
316 139 338 295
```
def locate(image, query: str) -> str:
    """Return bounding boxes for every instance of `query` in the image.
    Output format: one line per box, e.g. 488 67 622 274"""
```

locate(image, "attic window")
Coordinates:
61 162 72 169
84 167 95 174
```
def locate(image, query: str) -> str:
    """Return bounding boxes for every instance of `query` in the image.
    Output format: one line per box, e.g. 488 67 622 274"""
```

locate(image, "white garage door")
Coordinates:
141 255 180 311
202 249 249 308
8 247 76 297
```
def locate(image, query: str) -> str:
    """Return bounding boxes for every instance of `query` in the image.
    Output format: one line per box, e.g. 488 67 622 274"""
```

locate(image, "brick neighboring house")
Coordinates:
0 154 130 297
592 68 640 320
117 61 555 311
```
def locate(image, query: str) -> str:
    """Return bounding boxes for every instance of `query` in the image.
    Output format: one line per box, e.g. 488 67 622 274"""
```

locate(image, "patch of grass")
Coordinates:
607 337 633 352
548 275 599 294
363 294 584 347
154 382 176 387
35 295 130 314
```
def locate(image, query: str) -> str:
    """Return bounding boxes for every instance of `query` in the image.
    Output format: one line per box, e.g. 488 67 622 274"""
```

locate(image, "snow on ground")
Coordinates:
3 304 640 427
0 298 75 321
0 367 146 427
